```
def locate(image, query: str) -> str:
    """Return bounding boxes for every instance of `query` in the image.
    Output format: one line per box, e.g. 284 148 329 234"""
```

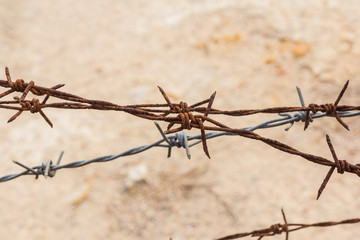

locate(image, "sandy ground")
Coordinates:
0 1 360 239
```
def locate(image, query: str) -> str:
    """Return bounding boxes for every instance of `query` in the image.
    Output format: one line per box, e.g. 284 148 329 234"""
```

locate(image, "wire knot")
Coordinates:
169 131 188 148
335 159 351 174
173 101 203 130
270 223 286 234
17 97 42 113
308 103 336 115
9 79 46 96
294 111 308 122
11 79 27 92
252 209 289 239
174 101 195 130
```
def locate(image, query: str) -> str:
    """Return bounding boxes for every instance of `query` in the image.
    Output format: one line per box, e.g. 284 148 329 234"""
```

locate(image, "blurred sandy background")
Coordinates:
0 0 360 239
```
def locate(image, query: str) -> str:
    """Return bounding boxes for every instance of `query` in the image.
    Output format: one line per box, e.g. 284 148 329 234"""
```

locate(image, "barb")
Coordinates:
304 80 350 130
158 86 219 158
8 97 53 127
9 151 64 180
214 209 360 240
315 134 360 199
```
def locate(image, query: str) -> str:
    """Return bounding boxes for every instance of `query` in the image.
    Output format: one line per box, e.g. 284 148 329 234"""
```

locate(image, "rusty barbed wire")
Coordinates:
1 68 360 199
1 68 359 130
214 209 360 240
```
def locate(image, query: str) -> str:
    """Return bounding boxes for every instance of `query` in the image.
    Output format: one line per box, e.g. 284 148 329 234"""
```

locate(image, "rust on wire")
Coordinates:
0 68 360 198
215 209 360 240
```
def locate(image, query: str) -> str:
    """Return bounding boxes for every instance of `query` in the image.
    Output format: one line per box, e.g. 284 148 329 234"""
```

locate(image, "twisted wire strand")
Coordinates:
0 109 359 183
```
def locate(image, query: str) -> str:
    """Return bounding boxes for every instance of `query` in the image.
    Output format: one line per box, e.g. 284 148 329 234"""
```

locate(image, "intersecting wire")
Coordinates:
214 209 360 240
1 68 360 200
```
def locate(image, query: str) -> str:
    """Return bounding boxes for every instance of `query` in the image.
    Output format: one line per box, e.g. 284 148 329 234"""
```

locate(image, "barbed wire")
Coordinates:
1 112 359 200
214 209 360 240
1 68 360 200
0 68 359 134
0 118 297 183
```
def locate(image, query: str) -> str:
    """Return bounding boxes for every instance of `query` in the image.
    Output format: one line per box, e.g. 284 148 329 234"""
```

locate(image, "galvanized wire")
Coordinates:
0 107 359 183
